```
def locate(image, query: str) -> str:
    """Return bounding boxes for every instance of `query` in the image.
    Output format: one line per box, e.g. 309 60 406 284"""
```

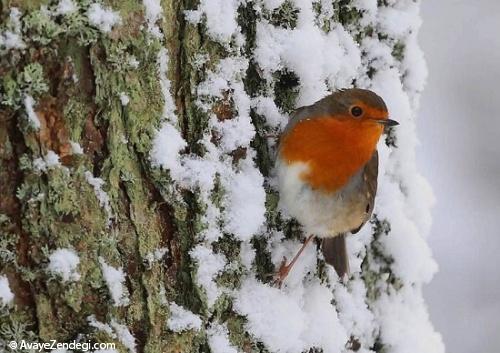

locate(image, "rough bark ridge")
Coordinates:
0 1 443 353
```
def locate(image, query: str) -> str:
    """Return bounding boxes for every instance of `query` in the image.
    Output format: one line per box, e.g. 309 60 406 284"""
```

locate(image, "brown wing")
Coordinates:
351 150 379 234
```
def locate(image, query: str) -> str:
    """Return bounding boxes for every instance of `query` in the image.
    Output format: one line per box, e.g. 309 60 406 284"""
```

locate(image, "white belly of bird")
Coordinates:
276 160 367 238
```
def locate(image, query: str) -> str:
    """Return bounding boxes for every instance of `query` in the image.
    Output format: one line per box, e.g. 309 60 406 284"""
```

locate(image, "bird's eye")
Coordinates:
350 106 363 117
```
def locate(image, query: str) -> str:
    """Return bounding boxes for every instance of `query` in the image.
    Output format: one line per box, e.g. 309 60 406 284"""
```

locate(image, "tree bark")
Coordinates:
0 1 443 353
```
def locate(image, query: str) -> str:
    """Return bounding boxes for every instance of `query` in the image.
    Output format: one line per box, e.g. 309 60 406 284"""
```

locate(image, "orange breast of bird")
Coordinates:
279 116 383 193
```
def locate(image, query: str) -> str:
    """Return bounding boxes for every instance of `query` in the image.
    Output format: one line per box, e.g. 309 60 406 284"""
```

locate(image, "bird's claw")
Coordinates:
271 256 291 288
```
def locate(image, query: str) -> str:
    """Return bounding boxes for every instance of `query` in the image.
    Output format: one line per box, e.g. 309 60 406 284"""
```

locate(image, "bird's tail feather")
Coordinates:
322 234 349 278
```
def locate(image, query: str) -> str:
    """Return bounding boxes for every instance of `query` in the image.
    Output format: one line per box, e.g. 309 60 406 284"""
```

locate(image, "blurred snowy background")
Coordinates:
418 1 500 352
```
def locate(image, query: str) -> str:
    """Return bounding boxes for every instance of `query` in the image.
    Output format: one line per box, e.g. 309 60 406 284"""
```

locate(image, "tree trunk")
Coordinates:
0 1 443 353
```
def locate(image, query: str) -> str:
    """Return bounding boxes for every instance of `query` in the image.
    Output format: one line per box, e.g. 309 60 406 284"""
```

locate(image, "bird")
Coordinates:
274 88 398 286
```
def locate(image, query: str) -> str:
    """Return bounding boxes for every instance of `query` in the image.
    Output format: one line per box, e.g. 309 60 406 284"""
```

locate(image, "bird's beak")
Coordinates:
374 118 399 127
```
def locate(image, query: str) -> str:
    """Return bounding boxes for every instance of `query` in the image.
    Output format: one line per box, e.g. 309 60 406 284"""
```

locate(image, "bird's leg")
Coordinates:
273 234 315 288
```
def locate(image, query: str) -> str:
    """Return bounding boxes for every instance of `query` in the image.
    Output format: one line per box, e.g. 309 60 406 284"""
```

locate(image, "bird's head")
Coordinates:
319 88 398 128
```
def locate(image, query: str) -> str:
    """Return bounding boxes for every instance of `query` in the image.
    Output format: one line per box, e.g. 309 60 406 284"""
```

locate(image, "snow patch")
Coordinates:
142 0 163 38
234 277 348 353
151 122 187 179
56 0 77 15
24 95 41 129
87 3 121 33
84 171 113 224
33 150 62 171
166 302 202 332
207 323 238 353
119 92 130 106
99 257 130 307
47 248 81 282
187 0 240 44
223 162 266 241
88 316 136 353
189 245 226 308
0 8 26 51
70 141 84 154
110 319 137 353
0 276 14 306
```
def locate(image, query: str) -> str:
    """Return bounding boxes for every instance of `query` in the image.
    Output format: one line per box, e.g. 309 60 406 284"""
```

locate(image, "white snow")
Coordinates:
70 141 84 154
84 171 113 224
223 161 266 241
166 302 202 332
110 319 136 353
33 150 62 171
45 150 61 167
239 241 256 270
151 122 187 179
254 19 361 106
189 244 226 308
88 315 115 337
234 277 348 353
142 0 163 38
98 257 130 307
88 316 136 353
144 247 168 267
252 96 288 130
119 92 130 106
156 48 178 124
24 95 41 129
87 3 121 33
0 8 26 50
374 286 445 353
0 276 14 306
47 248 81 282
56 0 77 15
185 0 240 44
207 323 238 353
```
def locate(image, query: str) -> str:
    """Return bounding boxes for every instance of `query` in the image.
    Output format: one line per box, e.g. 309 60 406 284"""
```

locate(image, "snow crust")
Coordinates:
142 0 163 38
98 257 130 307
207 323 239 353
23 95 41 129
189 245 226 308
88 315 136 353
119 92 130 106
0 7 26 51
166 302 202 332
0 276 14 306
84 171 113 224
87 3 121 33
70 141 84 154
149 0 443 352
33 150 62 171
47 248 81 282
56 0 77 15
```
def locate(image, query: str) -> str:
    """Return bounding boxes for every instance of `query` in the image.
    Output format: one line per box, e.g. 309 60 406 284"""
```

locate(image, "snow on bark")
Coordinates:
166 303 203 332
0 276 14 306
0 0 442 351
87 3 121 33
98 257 130 307
47 248 81 282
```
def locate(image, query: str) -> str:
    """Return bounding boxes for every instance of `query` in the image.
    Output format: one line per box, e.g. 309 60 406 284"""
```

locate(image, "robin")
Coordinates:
274 88 398 286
